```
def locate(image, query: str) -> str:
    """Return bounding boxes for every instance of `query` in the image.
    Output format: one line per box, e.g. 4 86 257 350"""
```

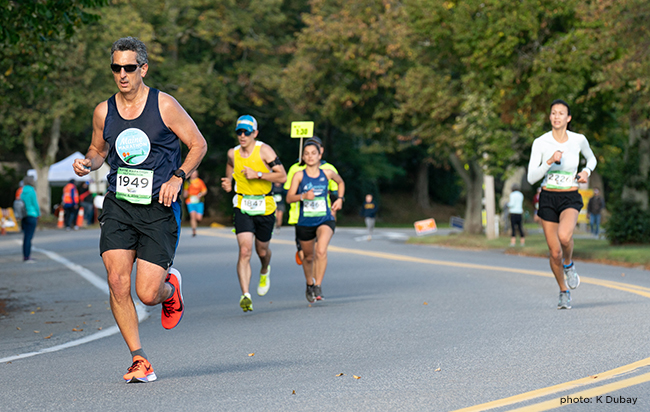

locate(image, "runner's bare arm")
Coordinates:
285 171 305 204
158 92 208 206
74 101 109 177
324 169 345 211
221 149 235 192
242 144 287 183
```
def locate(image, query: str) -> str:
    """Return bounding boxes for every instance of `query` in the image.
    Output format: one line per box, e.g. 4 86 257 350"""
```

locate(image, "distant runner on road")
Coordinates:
527 99 596 310
73 37 207 382
283 136 338 265
221 115 286 312
286 140 345 302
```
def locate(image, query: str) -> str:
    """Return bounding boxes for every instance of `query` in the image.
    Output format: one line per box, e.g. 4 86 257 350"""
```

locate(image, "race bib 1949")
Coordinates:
546 171 575 190
241 195 266 216
303 196 327 217
116 167 153 205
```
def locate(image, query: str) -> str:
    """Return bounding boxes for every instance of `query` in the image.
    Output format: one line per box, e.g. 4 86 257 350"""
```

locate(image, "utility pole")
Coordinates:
484 174 497 240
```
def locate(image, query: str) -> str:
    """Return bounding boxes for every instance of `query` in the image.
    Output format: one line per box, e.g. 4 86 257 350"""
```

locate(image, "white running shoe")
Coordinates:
257 266 270 296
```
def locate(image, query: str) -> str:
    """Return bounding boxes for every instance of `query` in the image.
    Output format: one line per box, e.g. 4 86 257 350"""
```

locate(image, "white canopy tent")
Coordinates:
30 151 110 193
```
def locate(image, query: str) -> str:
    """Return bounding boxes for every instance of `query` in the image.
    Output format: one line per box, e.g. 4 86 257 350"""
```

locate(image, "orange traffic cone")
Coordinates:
57 209 64 228
76 206 85 228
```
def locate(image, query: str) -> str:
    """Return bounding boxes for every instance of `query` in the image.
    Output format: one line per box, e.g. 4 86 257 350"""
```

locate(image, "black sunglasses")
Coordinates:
236 129 254 136
111 63 143 73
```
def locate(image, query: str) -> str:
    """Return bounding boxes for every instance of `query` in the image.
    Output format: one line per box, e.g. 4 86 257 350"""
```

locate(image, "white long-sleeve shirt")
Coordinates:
527 130 597 189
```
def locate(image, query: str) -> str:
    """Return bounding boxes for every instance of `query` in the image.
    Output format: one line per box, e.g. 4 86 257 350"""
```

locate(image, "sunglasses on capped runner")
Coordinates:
236 129 254 137
110 63 143 73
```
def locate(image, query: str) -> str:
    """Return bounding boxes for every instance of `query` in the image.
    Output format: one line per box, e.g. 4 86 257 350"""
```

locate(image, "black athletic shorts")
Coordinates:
538 190 583 223
295 220 336 242
233 208 275 242
99 192 181 270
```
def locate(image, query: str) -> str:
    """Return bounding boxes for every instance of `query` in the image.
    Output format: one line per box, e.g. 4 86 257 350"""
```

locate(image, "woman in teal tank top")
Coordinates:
286 141 345 302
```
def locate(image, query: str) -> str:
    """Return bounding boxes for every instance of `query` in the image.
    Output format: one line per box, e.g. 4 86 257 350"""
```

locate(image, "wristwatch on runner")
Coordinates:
173 169 186 182
257 171 263 179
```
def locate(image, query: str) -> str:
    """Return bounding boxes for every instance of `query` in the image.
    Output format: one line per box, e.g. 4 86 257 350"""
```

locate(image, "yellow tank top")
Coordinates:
233 141 276 215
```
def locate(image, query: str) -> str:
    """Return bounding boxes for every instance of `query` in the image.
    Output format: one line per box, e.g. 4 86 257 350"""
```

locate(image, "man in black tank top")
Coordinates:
73 37 207 383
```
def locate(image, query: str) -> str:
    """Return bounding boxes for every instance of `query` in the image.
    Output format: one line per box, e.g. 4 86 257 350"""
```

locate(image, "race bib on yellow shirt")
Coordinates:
546 171 574 190
303 196 327 217
241 195 266 216
116 167 153 205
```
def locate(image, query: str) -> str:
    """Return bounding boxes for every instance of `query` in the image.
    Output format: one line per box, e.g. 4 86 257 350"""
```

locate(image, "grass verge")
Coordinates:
408 232 650 269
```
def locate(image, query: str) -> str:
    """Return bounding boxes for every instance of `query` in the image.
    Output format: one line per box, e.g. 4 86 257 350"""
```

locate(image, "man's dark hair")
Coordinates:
550 99 571 116
111 37 148 65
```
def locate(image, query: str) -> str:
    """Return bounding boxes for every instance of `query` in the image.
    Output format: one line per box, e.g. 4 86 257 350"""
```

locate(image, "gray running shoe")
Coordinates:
564 263 580 289
313 285 323 301
305 284 316 303
557 291 571 309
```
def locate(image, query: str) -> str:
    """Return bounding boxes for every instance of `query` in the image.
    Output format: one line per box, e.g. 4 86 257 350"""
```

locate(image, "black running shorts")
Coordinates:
537 190 583 223
233 208 276 242
99 192 181 270
295 220 336 242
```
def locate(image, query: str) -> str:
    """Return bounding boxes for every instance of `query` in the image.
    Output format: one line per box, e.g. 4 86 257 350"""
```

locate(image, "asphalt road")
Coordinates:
1 226 649 412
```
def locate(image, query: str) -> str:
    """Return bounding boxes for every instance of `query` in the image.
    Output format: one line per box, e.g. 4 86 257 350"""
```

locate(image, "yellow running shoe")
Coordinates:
240 293 253 312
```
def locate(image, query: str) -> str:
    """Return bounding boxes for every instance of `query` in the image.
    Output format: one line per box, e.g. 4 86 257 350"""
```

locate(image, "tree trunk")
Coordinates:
23 116 61 217
415 159 430 209
449 153 483 234
621 122 650 210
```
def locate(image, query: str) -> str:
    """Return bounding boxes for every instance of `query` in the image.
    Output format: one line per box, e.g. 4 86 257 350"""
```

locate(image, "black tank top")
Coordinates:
103 88 181 197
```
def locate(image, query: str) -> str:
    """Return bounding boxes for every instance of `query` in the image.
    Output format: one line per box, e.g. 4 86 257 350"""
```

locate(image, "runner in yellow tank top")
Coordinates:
221 115 286 313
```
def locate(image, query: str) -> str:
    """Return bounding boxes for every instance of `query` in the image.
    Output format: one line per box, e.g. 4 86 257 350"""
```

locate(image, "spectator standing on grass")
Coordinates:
20 176 40 262
507 184 525 247
587 188 605 237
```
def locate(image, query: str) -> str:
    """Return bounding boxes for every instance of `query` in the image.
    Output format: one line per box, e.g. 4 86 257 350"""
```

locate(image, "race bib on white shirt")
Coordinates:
303 196 327 217
546 171 574 190
241 195 266 216
189 195 200 204
116 167 153 205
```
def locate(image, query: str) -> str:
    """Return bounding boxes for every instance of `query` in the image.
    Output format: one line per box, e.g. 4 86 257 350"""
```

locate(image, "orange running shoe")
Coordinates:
123 356 157 383
295 251 303 266
161 268 184 330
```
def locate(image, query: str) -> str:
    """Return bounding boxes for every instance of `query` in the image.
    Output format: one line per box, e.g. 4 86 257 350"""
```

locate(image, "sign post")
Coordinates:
290 121 314 160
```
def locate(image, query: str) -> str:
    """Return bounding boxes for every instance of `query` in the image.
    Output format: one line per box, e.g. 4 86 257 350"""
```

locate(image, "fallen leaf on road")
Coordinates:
97 327 102 330
336 373 344 377
72 328 83 332
30 311 35 315
353 375 361 380
44 334 52 339
88 304 92 307
435 368 441 372
16 327 20 330
423 302 428 305
292 390 296 395
248 353 255 357
34 330 39 333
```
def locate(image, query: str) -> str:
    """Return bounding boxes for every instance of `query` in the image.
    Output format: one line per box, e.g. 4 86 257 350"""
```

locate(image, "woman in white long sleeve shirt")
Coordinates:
527 99 597 310
507 185 525 247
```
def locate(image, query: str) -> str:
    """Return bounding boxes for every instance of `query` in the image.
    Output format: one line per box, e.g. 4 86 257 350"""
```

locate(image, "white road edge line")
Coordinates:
1 245 149 364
